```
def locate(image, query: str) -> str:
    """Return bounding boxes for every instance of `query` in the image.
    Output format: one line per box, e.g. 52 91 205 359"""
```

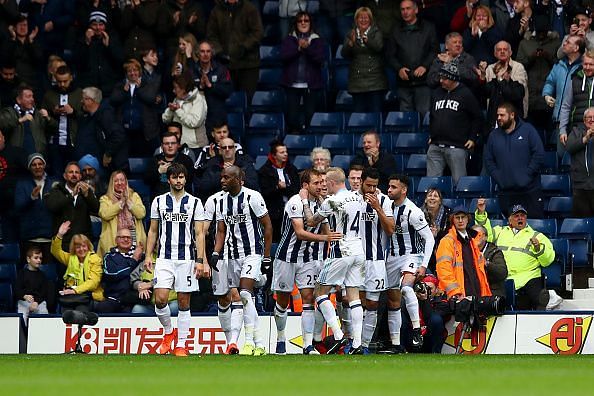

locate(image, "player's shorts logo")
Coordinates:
279 282 287 289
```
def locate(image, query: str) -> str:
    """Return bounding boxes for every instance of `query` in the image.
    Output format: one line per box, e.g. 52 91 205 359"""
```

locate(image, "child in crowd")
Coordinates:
15 247 50 324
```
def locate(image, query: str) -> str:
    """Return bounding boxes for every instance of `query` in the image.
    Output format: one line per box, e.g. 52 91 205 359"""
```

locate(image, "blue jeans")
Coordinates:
401 308 445 353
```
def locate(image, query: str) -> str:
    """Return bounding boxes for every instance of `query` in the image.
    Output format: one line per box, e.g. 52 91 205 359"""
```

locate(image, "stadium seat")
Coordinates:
335 90 353 112
40 262 59 283
469 198 502 218
417 176 453 198
345 112 382 134
441 198 465 208
250 90 285 113
245 135 276 159
225 91 248 114
262 23 281 45
528 218 557 238
489 219 507 228
546 196 573 218
259 45 281 67
541 151 558 174
546 238 569 289
262 1 279 20
0 282 13 313
393 132 429 154
420 112 430 133
92 221 102 241
384 111 420 133
455 176 492 199
333 64 349 90
567 239 591 268
331 155 353 171
559 152 571 173
319 134 353 155
293 155 313 170
505 279 516 311
283 134 317 156
258 68 283 90
247 113 285 136
307 0 319 13
227 112 246 142
0 264 16 283
394 154 405 173
0 244 19 263
307 112 345 134
128 157 151 177
540 174 571 197
255 155 268 170
559 217 594 239
383 91 400 113
128 179 151 207
404 154 427 176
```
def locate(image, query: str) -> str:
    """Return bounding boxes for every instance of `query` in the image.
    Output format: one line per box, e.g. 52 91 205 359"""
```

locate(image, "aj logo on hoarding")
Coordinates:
535 316 592 354
444 317 497 354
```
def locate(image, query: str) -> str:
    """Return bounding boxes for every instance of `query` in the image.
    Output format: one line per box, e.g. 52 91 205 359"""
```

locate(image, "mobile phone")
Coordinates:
574 17 581 25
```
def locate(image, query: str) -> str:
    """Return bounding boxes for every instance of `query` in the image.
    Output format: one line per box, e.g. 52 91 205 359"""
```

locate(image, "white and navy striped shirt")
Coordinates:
360 192 393 261
389 197 429 257
216 187 268 259
150 192 205 260
276 195 325 263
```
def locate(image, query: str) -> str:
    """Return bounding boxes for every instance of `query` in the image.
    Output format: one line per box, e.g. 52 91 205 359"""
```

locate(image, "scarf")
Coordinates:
14 103 34 116
113 192 134 231
267 153 286 169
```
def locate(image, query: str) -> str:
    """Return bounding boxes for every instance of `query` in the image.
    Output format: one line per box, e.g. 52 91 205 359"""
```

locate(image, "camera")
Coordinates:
449 295 505 323
414 281 430 297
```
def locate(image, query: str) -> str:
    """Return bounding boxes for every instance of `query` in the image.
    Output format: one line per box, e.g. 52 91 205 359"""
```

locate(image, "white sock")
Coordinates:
338 302 352 338
316 295 344 340
402 285 421 328
155 305 172 334
240 289 256 346
362 308 377 348
253 297 265 348
301 304 315 348
388 308 402 346
313 307 325 342
349 300 363 348
274 302 288 342
218 302 232 344
230 302 244 345
175 309 191 348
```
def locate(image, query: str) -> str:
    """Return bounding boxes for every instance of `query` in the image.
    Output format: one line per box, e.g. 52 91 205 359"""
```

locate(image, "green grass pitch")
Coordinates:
1 354 593 395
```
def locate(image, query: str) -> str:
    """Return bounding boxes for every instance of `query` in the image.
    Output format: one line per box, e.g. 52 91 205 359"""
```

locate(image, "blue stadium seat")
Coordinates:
40 262 59 283
259 45 281 67
262 1 279 19
384 111 420 133
568 239 591 268
505 279 516 311
421 112 430 133
455 176 492 199
307 112 345 134
227 112 246 142
404 154 427 176
546 196 573 218
283 134 317 156
559 217 594 239
331 155 353 171
441 198 465 208
247 113 285 136
129 179 151 204
307 0 319 13
0 282 13 312
393 132 429 154
128 157 151 177
293 155 313 170
334 45 349 67
546 238 568 289
258 68 283 90
345 112 382 135
0 264 16 283
335 90 353 112
92 221 102 241
468 198 502 218
255 155 267 170
320 134 353 155
559 152 571 173
225 91 248 114
528 218 558 238
417 176 453 198
541 151 558 174
489 219 507 228
541 174 571 197
383 91 399 113
0 244 19 263
245 136 276 159
262 23 281 45
250 90 285 113
394 154 404 173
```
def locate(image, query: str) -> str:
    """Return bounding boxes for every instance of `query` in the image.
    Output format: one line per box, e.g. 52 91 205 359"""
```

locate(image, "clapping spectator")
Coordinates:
462 5 504 64
97 170 146 257
15 246 50 324
310 147 331 172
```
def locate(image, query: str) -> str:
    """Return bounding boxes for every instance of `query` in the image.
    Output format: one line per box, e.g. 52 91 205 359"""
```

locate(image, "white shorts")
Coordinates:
228 254 262 288
272 258 321 292
362 259 387 292
211 259 230 297
385 254 422 289
154 258 199 293
317 255 365 288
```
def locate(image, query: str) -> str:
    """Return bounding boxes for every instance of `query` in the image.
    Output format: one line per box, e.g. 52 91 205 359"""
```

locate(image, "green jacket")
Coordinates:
475 211 554 289
341 25 388 93
0 107 57 155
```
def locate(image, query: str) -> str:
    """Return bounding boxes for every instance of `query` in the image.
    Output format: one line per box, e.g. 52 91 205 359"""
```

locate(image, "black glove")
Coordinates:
261 256 272 274
209 252 220 272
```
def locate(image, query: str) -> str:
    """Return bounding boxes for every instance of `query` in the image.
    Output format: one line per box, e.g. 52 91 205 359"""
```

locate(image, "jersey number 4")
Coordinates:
350 212 360 233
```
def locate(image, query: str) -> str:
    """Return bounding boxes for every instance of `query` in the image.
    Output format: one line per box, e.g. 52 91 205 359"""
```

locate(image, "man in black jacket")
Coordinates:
350 130 397 192
427 61 483 185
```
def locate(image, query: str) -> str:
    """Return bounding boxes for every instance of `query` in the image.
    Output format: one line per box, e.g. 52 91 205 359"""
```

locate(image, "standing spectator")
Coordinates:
471 222 508 298
0 61 22 108
427 62 483 185
193 121 243 172
257 140 300 242
310 147 331 172
79 154 107 198
207 0 264 100
350 130 397 192
197 40 233 134
144 132 195 197
0 83 57 157
44 162 100 250
164 0 206 58
97 170 147 257
542 34 584 156
484 102 545 218
278 0 307 38
15 246 50 324
41 65 83 176
14 153 56 261
427 32 479 94
491 0 515 34
76 86 128 172
75 11 124 95
140 48 164 147
1 16 43 95
566 107 594 217
162 72 208 154
556 7 594 58
505 0 534 55
171 32 200 80
462 5 504 65
0 129 27 241
280 11 326 133
341 7 387 113
119 0 169 60
387 0 439 114
51 220 104 311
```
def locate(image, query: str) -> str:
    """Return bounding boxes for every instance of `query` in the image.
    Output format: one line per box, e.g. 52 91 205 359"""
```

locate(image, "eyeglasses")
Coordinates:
298 19 310 23
585 116 594 121
117 236 132 240
220 145 235 150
